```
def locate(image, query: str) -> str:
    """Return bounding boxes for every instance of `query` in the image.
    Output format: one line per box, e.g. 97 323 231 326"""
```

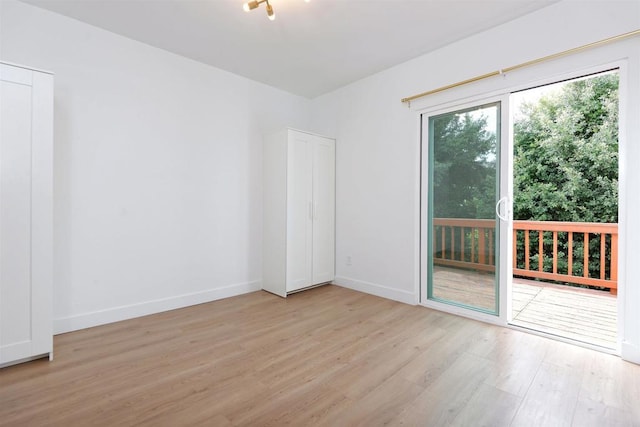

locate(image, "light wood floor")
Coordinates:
1 285 639 426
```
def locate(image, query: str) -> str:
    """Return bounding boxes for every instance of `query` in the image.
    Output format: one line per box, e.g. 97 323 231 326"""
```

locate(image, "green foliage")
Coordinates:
432 108 497 219
513 73 619 223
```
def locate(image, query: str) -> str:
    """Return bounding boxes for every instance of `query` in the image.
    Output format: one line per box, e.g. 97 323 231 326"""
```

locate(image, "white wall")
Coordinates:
309 0 640 363
0 0 310 333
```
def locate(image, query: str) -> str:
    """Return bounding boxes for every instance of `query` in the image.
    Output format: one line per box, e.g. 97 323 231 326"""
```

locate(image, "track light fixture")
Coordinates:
242 0 310 21
243 0 275 21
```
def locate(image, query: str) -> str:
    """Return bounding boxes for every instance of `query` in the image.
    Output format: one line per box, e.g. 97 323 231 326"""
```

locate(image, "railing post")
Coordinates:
489 229 493 266
478 228 486 265
450 226 455 260
553 231 558 275
600 233 606 281
525 230 530 271
568 232 573 276
584 233 589 278
611 233 618 295
471 231 476 264
538 231 544 272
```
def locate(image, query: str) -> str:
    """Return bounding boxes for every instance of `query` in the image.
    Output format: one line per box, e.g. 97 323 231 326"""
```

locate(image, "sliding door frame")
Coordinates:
419 94 512 325
415 57 628 356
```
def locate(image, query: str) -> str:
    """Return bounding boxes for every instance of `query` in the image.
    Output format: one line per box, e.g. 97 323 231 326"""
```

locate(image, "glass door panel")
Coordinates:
427 102 501 314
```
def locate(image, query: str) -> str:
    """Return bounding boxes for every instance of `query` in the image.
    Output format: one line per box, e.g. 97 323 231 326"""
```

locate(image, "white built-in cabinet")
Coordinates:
0 62 53 367
263 129 335 297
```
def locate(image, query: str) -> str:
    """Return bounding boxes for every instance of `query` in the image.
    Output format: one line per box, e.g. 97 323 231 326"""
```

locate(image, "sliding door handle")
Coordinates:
496 196 509 221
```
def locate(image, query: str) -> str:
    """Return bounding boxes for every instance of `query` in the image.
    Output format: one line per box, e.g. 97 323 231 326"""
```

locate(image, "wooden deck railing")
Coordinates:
433 218 618 294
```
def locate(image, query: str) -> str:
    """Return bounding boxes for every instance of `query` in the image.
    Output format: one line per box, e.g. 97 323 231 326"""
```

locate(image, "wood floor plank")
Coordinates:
407 352 496 426
467 327 546 397
319 374 425 427
572 397 640 427
577 350 640 423
510 361 582 426
396 320 478 387
449 383 522 427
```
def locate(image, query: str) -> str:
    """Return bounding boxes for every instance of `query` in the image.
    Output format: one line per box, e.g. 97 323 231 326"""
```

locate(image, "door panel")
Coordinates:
0 75 34 362
424 102 501 315
286 135 313 291
312 137 335 284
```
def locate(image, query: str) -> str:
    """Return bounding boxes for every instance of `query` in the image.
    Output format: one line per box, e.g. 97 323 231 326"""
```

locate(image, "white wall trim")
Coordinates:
53 281 261 334
333 276 416 305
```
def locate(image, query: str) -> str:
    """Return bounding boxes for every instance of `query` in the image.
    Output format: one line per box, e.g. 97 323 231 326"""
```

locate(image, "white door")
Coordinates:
312 136 335 284
286 132 313 292
0 64 53 365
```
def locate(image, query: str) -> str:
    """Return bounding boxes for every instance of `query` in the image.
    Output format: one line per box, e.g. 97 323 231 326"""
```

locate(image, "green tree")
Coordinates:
432 109 497 219
513 73 619 223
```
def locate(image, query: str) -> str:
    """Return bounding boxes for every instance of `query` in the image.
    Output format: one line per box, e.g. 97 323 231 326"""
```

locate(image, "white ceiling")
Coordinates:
22 0 557 98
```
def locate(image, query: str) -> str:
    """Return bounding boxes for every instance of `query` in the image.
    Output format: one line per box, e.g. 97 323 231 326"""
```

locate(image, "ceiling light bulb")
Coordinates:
243 0 259 12
266 3 275 20
304 0 310 2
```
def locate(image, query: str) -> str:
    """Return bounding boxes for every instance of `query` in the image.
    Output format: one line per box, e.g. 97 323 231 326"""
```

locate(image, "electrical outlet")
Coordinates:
346 256 352 266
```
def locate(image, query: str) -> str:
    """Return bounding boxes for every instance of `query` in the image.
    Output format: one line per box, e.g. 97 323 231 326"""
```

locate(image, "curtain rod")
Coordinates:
401 28 640 105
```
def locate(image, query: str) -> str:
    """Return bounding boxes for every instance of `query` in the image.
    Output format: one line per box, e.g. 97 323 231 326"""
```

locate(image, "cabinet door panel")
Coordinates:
286 135 313 291
0 78 34 363
312 137 335 284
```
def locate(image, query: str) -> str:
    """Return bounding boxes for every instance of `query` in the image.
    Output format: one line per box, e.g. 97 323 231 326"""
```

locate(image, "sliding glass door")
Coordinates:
422 100 508 316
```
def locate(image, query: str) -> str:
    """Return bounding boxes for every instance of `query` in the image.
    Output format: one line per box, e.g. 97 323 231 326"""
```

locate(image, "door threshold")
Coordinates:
507 321 619 356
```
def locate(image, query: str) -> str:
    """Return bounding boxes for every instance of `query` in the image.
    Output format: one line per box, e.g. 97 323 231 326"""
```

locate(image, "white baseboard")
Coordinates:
333 276 417 305
54 281 261 334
